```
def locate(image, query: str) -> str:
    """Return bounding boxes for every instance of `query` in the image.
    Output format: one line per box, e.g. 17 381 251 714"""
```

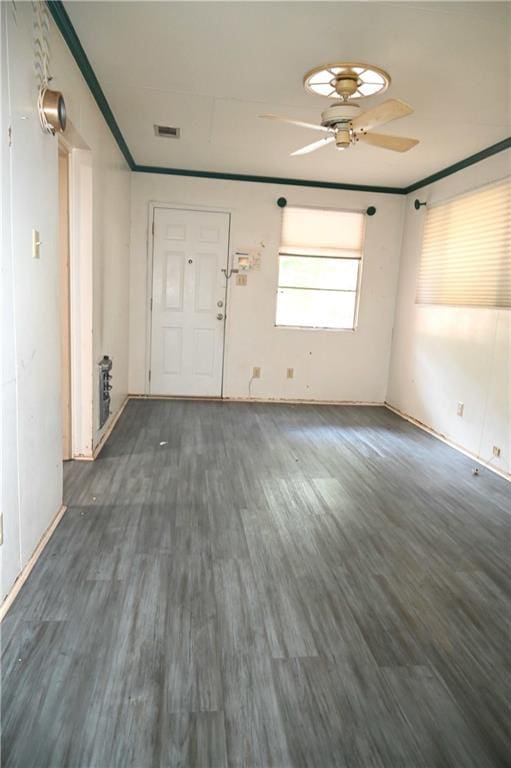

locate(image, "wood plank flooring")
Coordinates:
1 400 510 767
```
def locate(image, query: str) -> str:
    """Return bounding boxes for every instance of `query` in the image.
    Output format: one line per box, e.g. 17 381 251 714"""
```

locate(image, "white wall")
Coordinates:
387 150 511 477
1 1 21 602
130 175 405 402
0 2 130 600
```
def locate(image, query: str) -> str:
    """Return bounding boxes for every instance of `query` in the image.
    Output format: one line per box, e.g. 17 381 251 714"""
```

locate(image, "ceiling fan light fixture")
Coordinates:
304 61 390 100
358 83 382 96
309 72 331 86
359 70 385 85
311 83 336 97
335 128 352 150
333 72 359 100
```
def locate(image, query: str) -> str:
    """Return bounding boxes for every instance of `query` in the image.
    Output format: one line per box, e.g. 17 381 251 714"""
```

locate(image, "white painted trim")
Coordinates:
57 118 89 153
0 505 68 621
144 202 155 395
69 147 94 458
385 402 510 482
92 396 129 458
149 199 234 217
61 397 130 462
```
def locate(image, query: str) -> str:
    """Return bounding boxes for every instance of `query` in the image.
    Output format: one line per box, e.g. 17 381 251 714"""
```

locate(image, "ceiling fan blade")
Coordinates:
291 136 335 156
351 99 414 133
358 132 419 152
260 113 330 133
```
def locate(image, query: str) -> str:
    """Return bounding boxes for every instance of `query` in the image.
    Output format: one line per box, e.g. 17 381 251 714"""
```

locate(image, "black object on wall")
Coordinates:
99 356 112 428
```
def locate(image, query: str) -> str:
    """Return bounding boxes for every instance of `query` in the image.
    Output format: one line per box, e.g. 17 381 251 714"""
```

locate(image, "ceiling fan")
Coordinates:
261 62 419 155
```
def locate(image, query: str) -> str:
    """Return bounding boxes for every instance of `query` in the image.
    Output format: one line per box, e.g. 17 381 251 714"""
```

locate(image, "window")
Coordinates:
276 206 365 329
416 178 511 308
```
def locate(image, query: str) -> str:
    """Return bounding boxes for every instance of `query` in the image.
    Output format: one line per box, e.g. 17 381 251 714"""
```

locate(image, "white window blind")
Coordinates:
416 179 511 308
276 207 365 329
280 207 365 258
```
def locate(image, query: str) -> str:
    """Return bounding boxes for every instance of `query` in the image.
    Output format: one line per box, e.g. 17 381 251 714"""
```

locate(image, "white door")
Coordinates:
150 207 230 396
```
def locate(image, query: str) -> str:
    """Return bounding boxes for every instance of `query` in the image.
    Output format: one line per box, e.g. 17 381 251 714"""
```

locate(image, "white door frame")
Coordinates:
59 130 94 457
145 201 233 397
58 143 72 459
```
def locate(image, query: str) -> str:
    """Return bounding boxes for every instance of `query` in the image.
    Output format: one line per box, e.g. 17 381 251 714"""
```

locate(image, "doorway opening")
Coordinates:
57 132 94 462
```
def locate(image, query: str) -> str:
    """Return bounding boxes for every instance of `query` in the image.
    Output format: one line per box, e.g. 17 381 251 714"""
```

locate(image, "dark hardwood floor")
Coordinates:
1 400 510 767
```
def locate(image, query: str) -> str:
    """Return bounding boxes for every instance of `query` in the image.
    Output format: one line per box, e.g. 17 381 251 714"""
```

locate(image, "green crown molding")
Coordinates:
47 0 135 169
133 164 405 194
404 138 511 194
48 0 510 195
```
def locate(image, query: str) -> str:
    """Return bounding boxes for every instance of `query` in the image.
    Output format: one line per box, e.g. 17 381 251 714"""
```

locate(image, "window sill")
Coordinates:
275 324 356 332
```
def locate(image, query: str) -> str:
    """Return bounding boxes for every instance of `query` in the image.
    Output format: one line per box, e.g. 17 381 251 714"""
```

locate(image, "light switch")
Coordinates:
32 230 41 258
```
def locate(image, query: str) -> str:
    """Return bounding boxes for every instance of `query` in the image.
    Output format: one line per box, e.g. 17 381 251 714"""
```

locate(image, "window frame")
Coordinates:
275 205 366 331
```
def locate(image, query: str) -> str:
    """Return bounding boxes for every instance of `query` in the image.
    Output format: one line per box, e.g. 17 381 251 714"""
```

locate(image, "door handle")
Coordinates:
216 313 224 320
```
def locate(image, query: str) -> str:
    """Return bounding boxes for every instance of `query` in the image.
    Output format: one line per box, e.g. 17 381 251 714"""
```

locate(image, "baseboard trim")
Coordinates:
0 504 68 622
385 402 510 482
129 394 384 407
92 396 130 459
223 397 384 406
129 394 223 402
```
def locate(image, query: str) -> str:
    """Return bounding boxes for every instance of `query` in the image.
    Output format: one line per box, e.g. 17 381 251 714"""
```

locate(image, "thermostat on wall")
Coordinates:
235 249 262 272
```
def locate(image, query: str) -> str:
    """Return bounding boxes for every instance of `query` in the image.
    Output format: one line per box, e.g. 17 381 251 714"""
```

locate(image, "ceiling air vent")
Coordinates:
154 124 180 139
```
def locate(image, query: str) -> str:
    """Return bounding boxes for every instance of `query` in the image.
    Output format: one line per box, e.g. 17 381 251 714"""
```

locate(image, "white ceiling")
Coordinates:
65 1 511 187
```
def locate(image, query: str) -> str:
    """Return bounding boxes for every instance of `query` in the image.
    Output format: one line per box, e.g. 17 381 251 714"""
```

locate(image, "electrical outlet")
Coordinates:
252 366 261 379
456 401 464 417
236 274 247 286
286 368 294 379
492 446 501 458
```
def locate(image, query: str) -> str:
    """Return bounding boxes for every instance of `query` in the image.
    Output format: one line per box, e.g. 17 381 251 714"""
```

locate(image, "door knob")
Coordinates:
217 300 224 307
216 313 224 320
